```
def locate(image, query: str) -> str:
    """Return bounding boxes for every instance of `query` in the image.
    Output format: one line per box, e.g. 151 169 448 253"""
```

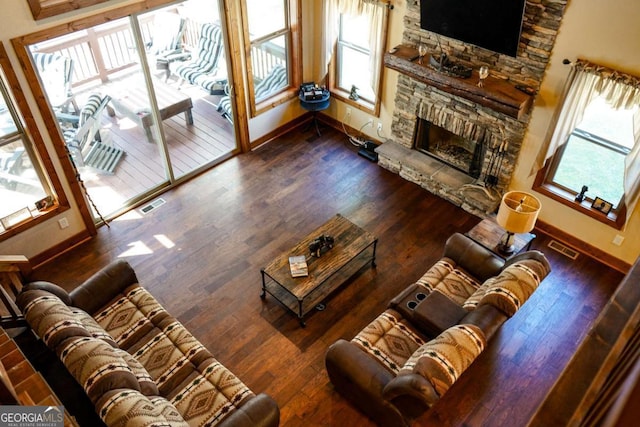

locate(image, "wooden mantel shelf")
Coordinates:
384 45 533 120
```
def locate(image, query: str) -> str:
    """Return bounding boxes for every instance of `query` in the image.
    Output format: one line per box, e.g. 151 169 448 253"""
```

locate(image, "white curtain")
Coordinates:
533 66 600 174
319 0 388 91
625 107 640 220
319 0 340 83
534 59 640 222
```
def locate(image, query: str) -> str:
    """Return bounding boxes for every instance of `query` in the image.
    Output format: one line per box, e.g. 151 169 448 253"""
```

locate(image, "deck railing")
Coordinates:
30 14 287 90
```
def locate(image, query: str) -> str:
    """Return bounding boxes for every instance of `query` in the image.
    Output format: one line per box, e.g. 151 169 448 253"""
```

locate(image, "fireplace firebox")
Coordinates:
413 118 486 179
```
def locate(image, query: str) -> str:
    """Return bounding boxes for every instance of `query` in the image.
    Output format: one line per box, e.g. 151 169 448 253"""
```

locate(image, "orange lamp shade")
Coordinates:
496 191 541 234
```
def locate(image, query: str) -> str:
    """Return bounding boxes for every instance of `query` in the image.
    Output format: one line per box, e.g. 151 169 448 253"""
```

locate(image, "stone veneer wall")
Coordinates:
378 0 568 216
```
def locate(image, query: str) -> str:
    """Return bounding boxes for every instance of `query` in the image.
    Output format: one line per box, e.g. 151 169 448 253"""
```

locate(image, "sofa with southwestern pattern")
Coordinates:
325 232 551 426
16 260 280 427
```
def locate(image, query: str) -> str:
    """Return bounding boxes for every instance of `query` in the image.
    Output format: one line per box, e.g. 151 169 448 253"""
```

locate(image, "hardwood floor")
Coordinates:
27 125 624 426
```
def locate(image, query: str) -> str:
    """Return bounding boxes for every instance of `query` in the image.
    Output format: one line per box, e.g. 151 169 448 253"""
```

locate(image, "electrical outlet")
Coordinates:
58 217 69 229
346 108 352 117
612 234 624 246
377 122 383 131
366 118 373 126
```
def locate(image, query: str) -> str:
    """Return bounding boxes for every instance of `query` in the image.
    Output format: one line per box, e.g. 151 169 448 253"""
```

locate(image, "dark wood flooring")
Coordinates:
26 125 624 426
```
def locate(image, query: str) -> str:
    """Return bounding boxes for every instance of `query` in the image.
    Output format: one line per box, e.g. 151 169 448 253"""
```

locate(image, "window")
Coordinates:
0 44 67 238
336 14 376 104
242 0 301 116
547 97 635 209
330 3 388 114
534 60 640 228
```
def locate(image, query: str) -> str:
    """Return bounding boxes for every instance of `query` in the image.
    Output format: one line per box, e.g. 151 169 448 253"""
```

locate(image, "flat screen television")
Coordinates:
420 0 526 58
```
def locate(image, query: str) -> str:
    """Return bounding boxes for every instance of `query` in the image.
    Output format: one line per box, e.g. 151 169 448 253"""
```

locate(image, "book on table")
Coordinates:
289 255 308 277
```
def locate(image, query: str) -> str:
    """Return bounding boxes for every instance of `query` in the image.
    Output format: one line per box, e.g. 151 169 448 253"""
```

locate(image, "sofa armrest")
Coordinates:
443 233 504 282
21 281 72 305
382 374 439 415
325 339 407 427
413 291 468 336
218 393 280 427
459 304 508 341
69 260 139 315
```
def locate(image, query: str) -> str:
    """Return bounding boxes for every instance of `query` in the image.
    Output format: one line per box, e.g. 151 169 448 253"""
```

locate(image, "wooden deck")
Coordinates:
77 80 235 217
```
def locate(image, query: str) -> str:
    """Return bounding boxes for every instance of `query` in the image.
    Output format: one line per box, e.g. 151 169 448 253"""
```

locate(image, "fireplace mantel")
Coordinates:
384 45 533 120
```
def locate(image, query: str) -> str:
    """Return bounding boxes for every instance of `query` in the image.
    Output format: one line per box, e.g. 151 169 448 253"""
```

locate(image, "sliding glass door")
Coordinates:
28 0 236 221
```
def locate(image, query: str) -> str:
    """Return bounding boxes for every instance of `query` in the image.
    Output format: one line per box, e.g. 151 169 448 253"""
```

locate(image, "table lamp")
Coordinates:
495 191 541 255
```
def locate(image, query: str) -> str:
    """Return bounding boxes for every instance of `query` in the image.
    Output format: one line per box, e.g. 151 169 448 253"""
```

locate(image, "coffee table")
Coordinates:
106 83 193 143
260 214 377 327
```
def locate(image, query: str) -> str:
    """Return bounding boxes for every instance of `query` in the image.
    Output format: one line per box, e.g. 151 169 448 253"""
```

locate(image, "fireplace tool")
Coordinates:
484 131 508 188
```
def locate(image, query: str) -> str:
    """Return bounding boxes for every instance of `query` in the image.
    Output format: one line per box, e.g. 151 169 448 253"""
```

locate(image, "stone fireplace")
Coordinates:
376 0 568 216
413 118 485 179
412 118 485 178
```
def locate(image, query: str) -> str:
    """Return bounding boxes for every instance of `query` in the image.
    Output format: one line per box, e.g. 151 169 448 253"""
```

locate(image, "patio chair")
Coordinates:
64 94 124 174
32 52 79 116
0 148 26 190
147 11 188 80
217 63 288 124
172 23 225 93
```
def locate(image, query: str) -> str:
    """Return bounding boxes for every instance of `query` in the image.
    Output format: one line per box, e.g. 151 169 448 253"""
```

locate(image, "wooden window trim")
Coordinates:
0 43 70 242
533 161 626 230
242 0 302 118
27 0 110 20
328 6 389 118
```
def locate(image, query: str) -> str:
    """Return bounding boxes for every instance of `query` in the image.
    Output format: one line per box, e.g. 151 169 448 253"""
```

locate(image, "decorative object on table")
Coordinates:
288 255 309 278
299 84 331 137
349 85 359 101
309 234 334 258
300 82 326 101
418 44 428 64
477 65 489 87
34 195 54 211
575 185 588 202
591 196 613 215
495 191 541 255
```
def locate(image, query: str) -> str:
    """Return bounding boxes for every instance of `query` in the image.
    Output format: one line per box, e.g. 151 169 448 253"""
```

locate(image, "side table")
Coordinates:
465 218 536 259
299 90 330 137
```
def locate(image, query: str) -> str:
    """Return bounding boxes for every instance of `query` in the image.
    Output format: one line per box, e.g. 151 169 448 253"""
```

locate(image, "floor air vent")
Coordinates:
140 198 166 214
547 240 580 260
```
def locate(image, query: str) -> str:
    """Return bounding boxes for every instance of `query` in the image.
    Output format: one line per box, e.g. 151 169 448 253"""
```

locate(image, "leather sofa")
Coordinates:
16 260 280 427
325 232 551 426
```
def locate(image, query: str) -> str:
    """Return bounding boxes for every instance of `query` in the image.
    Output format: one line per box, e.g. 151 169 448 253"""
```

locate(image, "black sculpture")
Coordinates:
575 185 588 202
309 235 334 258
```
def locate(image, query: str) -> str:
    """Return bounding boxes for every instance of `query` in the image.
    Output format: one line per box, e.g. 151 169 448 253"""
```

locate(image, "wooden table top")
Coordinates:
262 214 376 300
466 218 536 258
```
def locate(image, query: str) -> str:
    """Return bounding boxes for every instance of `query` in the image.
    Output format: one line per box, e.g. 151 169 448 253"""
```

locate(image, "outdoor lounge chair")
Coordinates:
32 52 79 115
147 11 188 80
217 63 288 124
172 22 225 94
63 94 124 174
0 147 26 190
